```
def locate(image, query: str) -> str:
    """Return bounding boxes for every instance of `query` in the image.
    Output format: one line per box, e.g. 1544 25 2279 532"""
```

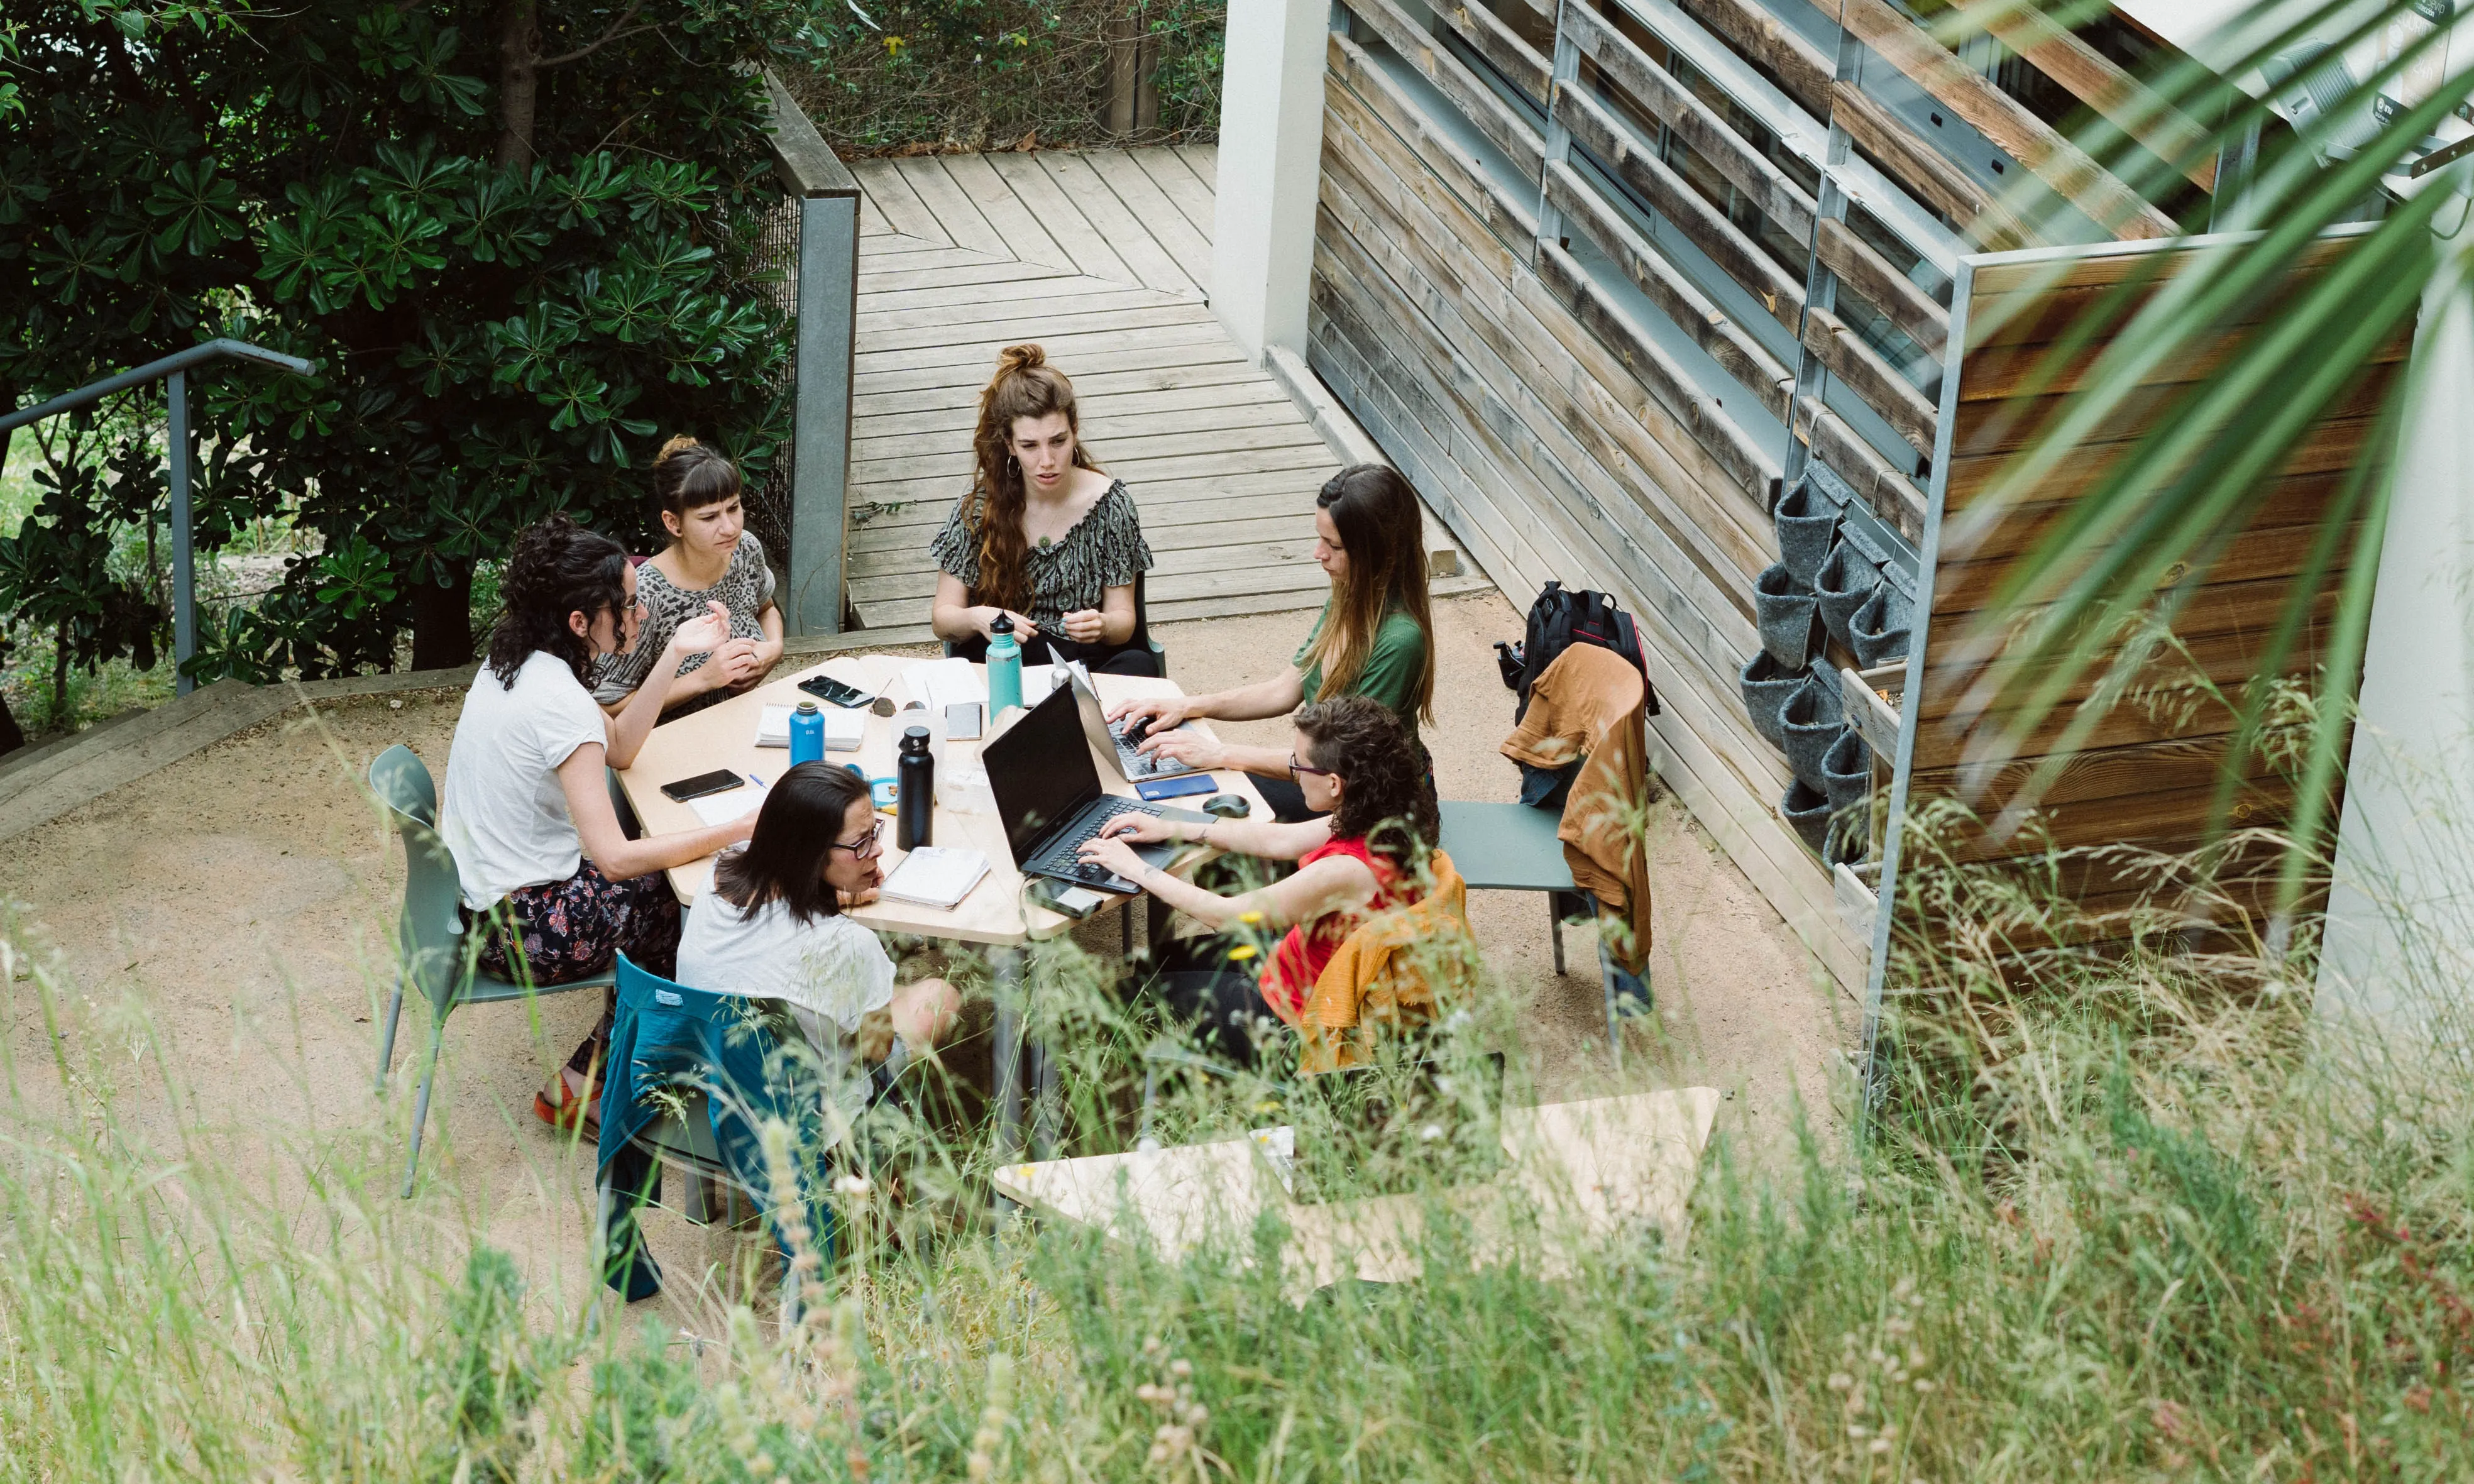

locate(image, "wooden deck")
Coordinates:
844 146 1475 632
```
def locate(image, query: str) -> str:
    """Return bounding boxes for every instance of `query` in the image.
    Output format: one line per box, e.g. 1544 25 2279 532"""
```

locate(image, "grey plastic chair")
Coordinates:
1438 800 1648 1058
368 744 615 1198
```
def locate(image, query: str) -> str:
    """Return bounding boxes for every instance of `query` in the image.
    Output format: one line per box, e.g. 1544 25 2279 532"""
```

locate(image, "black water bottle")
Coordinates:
896 725 934 850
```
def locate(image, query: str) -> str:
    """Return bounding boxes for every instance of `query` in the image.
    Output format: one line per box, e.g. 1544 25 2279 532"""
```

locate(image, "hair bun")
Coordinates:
996 343 1047 376
656 434 701 464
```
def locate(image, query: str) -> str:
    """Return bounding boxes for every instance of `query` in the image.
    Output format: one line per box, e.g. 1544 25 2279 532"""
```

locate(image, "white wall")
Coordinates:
1210 0 1329 363
2317 229 2474 1027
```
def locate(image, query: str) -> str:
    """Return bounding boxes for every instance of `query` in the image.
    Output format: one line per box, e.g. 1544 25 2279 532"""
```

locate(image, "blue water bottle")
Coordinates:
986 613 1023 717
788 698 825 766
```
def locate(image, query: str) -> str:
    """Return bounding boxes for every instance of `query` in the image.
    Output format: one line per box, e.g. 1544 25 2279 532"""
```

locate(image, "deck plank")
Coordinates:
837 146 1476 632
985 151 1141 285
1038 151 1204 299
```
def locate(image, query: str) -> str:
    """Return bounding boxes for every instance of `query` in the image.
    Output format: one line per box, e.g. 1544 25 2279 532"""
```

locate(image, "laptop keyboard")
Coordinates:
1040 798 1163 884
1108 720 1191 778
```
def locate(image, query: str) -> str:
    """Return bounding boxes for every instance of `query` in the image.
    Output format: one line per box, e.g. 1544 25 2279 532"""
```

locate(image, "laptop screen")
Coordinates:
982 683 1104 864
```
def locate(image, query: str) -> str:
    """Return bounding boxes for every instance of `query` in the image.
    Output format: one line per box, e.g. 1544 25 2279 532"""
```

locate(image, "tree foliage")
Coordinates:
0 0 825 693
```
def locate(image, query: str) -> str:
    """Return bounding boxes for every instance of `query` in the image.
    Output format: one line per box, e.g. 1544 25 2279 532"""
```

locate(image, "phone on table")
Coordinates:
945 701 984 740
798 674 872 708
1135 772 1218 801
1028 878 1106 919
660 768 745 803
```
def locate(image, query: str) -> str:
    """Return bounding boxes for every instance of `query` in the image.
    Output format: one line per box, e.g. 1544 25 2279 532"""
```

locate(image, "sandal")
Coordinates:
535 1065 602 1137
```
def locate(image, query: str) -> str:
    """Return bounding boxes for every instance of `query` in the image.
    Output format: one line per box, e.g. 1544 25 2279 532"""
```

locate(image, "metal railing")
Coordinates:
0 338 314 696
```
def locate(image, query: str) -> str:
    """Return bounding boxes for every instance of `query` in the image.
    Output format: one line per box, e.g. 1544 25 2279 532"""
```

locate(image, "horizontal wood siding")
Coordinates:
1314 29 1868 988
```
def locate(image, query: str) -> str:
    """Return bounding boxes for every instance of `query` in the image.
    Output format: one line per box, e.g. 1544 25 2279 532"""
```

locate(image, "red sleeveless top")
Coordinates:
1259 837 1414 1025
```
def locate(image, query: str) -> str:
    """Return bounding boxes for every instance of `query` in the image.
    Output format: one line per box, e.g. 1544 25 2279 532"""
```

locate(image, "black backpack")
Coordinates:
1495 581 1659 721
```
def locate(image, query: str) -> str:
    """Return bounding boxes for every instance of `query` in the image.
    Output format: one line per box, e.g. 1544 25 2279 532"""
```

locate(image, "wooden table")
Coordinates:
992 1089 1722 1298
615 653 1268 1155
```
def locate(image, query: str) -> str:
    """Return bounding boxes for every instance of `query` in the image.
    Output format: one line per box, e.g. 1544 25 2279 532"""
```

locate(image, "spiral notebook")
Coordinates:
876 847 989 910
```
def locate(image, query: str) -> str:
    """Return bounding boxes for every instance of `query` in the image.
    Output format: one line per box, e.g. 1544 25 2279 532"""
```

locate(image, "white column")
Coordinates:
2316 239 2474 1029
1211 0 1329 363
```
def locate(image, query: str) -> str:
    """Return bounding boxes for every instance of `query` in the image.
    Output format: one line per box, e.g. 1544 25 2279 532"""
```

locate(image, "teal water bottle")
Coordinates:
788 698 824 766
987 613 1023 717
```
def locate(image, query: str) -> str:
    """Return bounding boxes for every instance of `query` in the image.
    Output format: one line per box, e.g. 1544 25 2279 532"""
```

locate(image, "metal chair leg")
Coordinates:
400 1021 444 1199
375 976 405 1092
1549 900 1566 976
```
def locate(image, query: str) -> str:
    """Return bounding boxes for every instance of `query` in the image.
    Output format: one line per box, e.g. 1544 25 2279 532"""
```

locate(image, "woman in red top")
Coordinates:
1077 696 1439 1067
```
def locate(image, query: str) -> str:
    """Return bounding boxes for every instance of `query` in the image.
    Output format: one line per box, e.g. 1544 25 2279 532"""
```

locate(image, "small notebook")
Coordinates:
876 846 989 910
687 778 767 826
756 704 864 750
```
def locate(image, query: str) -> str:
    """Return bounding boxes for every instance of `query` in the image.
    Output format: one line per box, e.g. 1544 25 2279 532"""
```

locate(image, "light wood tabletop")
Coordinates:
614 652 1270 943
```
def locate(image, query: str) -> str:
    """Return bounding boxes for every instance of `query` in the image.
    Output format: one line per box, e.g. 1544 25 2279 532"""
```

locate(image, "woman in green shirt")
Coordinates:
1114 463 1436 820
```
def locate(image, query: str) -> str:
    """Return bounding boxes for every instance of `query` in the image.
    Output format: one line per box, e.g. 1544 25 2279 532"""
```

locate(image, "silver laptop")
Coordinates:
1066 669 1196 781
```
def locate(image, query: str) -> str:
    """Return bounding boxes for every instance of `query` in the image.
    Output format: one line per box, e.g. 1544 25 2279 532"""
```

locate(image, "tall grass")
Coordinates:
2 869 2469 1481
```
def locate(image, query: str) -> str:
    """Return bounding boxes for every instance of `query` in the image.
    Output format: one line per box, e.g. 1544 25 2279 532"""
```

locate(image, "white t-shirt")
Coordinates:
676 891 898 1135
438 651 612 911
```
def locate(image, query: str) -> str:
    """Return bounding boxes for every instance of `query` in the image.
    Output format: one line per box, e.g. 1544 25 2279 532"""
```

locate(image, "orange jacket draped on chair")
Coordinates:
1499 646 1654 974
1299 849 1473 1074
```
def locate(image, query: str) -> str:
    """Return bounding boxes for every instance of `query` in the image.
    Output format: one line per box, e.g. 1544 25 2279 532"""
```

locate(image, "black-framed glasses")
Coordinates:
829 818 884 858
1289 752 1335 778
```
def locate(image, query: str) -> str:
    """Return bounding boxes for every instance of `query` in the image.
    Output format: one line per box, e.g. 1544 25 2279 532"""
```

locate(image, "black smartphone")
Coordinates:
660 768 744 803
798 674 872 708
1135 772 1218 801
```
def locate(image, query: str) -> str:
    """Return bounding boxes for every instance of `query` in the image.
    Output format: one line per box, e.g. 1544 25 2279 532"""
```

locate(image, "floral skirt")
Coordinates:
467 862 681 1072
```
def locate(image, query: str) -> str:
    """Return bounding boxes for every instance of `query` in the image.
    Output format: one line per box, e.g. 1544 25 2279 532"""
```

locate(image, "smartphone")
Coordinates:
660 768 744 803
1135 772 1218 801
945 701 984 740
1028 878 1106 919
798 674 872 708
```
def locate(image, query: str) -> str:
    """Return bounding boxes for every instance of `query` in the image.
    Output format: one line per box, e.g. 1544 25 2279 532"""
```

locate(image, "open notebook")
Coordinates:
877 847 989 909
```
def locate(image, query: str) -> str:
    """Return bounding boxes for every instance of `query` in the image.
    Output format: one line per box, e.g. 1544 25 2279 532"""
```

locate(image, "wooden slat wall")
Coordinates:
1314 26 1873 987
1899 238 2401 938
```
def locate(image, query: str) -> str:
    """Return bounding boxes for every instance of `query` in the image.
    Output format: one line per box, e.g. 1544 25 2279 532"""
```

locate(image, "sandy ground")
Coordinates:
0 590 1850 1326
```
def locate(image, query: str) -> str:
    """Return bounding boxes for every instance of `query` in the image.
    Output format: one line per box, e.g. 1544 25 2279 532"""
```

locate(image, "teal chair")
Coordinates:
368 745 615 1198
1438 800 1649 1055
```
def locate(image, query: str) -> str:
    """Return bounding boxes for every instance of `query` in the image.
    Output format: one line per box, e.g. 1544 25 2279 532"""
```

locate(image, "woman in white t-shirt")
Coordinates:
676 763 959 1118
439 513 759 1131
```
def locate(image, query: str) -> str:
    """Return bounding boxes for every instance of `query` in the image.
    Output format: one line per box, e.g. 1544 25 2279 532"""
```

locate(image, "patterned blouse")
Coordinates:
590 531 777 704
930 479 1153 632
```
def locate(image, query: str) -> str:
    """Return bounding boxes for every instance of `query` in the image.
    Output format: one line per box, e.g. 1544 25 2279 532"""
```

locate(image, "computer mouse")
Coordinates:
1202 793 1250 820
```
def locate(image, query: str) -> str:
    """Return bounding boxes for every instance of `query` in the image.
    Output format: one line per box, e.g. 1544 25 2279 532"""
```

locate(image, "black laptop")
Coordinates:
984 683 1197 894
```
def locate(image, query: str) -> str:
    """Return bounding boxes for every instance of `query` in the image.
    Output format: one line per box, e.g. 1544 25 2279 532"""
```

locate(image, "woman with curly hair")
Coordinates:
591 435 784 718
927 343 1159 675
1110 463 1434 818
439 513 758 1130
1074 696 1439 1067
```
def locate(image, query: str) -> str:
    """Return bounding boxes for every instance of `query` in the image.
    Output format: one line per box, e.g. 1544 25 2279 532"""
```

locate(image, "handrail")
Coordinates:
0 338 311 433
0 338 315 695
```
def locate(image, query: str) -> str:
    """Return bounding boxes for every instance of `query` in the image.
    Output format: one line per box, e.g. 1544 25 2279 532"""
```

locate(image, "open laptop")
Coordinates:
1065 669 1197 781
984 683 1194 894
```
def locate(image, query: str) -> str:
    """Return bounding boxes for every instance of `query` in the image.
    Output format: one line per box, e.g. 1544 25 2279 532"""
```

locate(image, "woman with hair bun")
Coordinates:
928 344 1158 676
439 513 758 1131
1112 463 1436 820
592 435 784 717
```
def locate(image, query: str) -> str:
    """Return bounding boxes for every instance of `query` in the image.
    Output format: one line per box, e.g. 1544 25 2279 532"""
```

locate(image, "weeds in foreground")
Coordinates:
0 877 2469 1481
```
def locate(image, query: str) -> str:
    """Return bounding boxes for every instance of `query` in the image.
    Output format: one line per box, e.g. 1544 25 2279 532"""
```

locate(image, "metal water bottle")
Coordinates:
788 698 824 766
896 725 935 849
986 613 1023 717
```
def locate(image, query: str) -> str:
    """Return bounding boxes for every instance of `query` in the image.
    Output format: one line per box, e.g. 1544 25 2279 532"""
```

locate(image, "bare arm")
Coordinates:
932 572 1041 644
603 602 732 769
1079 813 1345 933
558 742 752 881
1104 666 1308 770
1060 584 1136 647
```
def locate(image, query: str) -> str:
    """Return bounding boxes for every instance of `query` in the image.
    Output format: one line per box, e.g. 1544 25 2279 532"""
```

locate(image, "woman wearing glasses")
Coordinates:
1074 697 1437 1067
676 762 960 1095
438 514 760 1131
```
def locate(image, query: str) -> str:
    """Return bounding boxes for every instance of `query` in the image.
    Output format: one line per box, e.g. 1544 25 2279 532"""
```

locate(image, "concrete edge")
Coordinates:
0 628 944 845
1264 343 1482 587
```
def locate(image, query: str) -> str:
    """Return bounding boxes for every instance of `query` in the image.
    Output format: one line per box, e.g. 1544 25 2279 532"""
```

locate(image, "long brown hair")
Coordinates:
713 762 872 925
964 344 1101 613
1301 464 1435 724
